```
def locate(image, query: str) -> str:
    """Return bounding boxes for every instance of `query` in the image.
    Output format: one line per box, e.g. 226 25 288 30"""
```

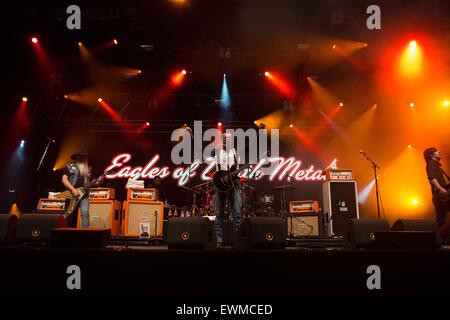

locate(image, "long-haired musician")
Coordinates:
61 148 103 227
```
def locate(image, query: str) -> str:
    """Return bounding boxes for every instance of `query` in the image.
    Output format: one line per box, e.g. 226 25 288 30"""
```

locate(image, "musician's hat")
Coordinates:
70 148 90 160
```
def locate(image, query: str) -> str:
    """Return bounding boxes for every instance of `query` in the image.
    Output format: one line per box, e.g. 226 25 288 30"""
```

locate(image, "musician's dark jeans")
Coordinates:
214 186 242 240
433 194 450 240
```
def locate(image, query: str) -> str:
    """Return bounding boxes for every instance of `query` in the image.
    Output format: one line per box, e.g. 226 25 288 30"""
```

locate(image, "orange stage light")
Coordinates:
98 98 103 102
409 102 415 108
264 71 270 77
443 100 449 107
289 124 293 128
339 102 344 107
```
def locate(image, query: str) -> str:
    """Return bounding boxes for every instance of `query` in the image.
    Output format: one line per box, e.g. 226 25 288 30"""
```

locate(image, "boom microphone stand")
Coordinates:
35 137 55 208
360 150 381 220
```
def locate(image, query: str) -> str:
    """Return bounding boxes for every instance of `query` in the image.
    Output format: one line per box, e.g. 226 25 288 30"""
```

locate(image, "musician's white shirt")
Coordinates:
215 148 240 171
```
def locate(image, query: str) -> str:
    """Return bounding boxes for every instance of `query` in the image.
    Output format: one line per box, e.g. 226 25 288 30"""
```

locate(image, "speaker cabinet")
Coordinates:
344 219 390 249
52 228 111 248
166 217 217 249
77 200 122 236
391 219 441 247
15 214 66 244
235 217 287 250
322 181 359 237
0 214 18 245
287 213 324 238
122 200 164 237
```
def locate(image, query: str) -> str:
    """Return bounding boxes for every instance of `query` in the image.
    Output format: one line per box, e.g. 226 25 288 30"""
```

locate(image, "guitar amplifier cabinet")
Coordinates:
122 200 164 237
322 181 359 237
287 213 324 238
37 198 68 214
77 200 122 236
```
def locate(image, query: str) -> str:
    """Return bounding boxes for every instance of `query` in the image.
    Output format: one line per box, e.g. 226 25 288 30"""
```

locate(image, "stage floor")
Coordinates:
1 244 449 301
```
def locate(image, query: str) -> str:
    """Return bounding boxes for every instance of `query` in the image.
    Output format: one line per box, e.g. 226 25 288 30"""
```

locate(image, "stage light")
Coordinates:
339 102 344 107
31 37 38 44
113 39 118 45
412 199 419 205
98 98 103 103
146 122 150 127
64 94 68 99
409 102 415 108
220 74 231 108
408 144 412 149
264 71 270 77
182 69 187 75
289 124 294 128
218 122 222 127
138 70 142 74
20 140 25 148
443 100 449 107
399 40 422 78
332 44 336 49
78 42 82 46
53 168 57 171
22 97 28 102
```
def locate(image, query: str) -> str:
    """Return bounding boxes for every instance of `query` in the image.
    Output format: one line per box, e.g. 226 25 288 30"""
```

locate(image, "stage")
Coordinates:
1 243 450 301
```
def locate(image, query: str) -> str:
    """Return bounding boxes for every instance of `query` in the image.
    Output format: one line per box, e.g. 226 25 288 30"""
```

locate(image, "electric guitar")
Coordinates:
439 183 450 203
55 167 118 215
213 152 269 193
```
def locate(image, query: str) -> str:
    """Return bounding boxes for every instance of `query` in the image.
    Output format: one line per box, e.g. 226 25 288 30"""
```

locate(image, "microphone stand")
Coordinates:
35 139 54 210
360 151 381 220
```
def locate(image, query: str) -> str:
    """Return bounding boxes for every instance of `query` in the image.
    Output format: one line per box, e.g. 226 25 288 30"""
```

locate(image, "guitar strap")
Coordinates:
438 166 450 184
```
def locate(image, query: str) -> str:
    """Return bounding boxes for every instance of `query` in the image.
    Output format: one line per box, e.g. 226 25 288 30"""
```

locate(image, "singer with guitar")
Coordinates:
213 133 242 245
424 147 450 241
61 148 104 227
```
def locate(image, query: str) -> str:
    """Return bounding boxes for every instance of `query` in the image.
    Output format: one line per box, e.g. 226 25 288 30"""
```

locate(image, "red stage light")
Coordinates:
146 122 150 127
264 71 270 77
218 122 222 127
31 37 38 44
22 97 28 102
181 69 187 75
113 39 118 45
98 98 103 103
339 102 344 107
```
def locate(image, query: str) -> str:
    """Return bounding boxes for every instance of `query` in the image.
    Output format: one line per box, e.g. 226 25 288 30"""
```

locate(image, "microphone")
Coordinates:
46 137 56 143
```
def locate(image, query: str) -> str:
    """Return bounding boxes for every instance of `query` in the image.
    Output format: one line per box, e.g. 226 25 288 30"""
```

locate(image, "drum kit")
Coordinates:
182 178 295 218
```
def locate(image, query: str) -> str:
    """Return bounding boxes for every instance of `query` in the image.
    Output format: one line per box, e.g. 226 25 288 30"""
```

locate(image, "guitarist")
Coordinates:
213 133 242 245
61 148 103 227
424 147 450 241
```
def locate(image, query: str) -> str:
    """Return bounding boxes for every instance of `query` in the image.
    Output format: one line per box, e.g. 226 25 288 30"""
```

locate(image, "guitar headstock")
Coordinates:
104 167 120 177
